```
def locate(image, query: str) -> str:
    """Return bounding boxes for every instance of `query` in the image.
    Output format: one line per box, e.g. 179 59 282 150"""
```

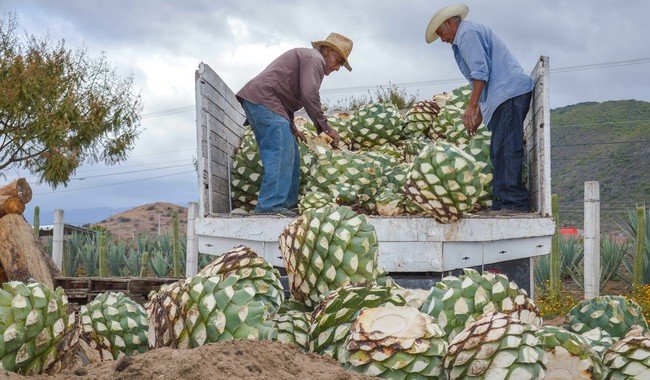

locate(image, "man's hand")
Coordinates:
463 104 483 136
323 128 341 147
290 123 307 142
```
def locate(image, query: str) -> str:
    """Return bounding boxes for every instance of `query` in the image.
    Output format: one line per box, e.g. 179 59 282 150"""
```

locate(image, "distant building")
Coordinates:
36 224 96 237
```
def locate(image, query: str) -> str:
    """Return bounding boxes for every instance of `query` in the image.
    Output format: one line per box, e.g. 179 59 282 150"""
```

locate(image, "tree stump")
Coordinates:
0 214 61 288
0 178 33 204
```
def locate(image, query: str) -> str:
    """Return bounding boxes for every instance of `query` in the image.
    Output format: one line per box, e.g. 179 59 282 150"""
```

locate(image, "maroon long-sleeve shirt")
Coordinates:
236 48 330 133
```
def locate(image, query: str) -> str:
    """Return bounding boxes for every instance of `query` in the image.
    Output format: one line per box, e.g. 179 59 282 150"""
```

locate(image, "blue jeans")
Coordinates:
241 100 300 212
488 92 532 211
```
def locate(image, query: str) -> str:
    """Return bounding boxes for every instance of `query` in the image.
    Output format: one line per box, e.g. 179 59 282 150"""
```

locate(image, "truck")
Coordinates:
185 56 555 296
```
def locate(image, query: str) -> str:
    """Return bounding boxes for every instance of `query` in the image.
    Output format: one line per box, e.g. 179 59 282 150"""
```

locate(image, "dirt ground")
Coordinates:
0 340 374 380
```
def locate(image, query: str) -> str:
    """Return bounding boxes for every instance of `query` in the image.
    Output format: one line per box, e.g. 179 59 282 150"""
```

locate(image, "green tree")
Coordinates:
0 13 141 187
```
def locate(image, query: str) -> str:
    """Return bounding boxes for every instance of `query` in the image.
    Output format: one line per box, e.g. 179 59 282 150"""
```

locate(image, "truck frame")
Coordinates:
186 56 554 296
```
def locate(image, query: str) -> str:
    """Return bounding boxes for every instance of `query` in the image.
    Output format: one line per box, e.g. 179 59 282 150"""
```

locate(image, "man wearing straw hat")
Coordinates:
426 5 533 213
236 33 352 216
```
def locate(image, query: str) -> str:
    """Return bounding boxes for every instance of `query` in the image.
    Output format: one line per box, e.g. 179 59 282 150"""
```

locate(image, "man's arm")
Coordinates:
465 80 485 135
457 30 490 135
299 58 340 145
288 111 306 142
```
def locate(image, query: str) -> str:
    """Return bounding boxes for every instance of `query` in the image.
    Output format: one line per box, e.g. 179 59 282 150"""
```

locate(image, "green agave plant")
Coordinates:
76 232 99 276
123 248 142 277
62 234 81 276
149 250 171 277
105 239 128 276
533 255 550 293
569 235 629 290
534 236 582 293
560 237 583 278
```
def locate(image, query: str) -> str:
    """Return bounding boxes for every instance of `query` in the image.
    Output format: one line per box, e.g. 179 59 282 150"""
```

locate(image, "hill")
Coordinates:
550 99 650 230
93 202 188 240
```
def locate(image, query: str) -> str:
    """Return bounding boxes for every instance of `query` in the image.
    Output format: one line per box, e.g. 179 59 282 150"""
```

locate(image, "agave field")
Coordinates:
4 204 650 378
45 231 216 278
534 206 650 322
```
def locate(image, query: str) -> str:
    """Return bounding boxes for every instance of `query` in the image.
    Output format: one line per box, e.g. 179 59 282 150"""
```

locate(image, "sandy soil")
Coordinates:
0 340 373 380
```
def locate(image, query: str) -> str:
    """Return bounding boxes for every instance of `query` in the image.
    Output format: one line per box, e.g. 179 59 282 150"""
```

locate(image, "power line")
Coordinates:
141 105 194 119
34 170 195 195
125 148 195 158
551 58 650 73
69 163 194 180
320 57 650 94
135 57 650 114
70 159 194 174
554 139 650 147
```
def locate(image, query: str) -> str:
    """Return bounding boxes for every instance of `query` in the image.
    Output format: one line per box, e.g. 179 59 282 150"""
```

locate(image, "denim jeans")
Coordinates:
241 100 300 212
488 92 532 211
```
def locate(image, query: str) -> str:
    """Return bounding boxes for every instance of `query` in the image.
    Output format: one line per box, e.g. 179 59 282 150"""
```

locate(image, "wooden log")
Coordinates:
0 178 33 204
0 214 61 288
0 195 25 217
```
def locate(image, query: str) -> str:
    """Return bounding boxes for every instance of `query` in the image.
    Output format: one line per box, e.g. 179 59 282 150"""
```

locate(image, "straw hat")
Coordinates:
312 32 353 71
425 4 469 43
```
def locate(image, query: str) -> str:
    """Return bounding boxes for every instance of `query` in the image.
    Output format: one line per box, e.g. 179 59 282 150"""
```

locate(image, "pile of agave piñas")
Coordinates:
4 208 650 379
231 85 493 223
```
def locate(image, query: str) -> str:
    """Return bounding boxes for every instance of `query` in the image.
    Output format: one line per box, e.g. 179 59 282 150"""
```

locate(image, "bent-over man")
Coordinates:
236 33 352 216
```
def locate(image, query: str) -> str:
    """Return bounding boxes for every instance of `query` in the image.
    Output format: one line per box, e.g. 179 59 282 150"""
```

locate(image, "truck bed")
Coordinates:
188 56 555 295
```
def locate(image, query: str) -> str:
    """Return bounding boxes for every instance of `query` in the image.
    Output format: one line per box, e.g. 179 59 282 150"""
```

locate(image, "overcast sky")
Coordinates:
2 0 649 224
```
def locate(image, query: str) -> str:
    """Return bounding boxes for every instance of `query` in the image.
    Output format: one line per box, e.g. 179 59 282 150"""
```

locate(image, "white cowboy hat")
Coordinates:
425 4 469 43
312 32 353 71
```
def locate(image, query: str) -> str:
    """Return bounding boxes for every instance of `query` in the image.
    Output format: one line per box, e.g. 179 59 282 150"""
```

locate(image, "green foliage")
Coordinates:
0 13 142 187
569 236 629 290
560 238 583 278
123 249 142 277
328 83 417 111
149 250 170 278
534 255 550 293
63 233 83 276
534 237 582 292
139 251 150 277
620 206 650 283
372 83 417 110
172 210 180 277
198 253 217 270
73 233 98 276
633 207 646 285
49 231 186 278
551 100 650 230
106 240 127 276
98 233 107 277
33 206 39 236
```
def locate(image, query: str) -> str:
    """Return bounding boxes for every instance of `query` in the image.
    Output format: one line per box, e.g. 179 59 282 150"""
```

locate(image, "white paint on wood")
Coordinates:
194 216 555 243
540 57 552 216
584 181 600 299
195 233 549 272
52 209 64 271
524 56 552 216
195 65 208 217
186 202 200 277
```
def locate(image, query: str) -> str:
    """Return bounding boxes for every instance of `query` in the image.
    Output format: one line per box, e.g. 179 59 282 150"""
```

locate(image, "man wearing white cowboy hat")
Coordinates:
236 32 352 216
426 4 533 213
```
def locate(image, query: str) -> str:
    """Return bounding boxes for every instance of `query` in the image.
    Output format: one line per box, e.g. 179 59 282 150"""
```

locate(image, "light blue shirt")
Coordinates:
452 20 533 126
